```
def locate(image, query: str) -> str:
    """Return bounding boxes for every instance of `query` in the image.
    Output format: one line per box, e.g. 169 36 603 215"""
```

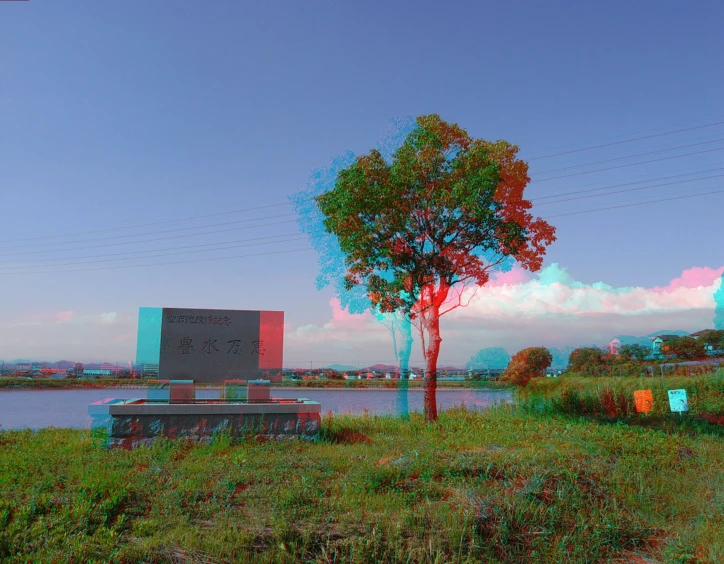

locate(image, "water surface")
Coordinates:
0 387 513 430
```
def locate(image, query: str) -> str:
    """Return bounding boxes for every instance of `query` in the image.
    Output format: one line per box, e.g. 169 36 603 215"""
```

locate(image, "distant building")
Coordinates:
40 368 69 375
689 329 721 352
651 335 680 355
608 338 621 355
82 369 112 378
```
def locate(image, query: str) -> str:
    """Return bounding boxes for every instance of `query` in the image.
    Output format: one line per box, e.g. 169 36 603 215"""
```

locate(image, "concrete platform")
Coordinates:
90 397 322 449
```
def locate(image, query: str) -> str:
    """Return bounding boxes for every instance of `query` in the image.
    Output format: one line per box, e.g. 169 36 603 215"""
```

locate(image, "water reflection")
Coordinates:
0 387 513 430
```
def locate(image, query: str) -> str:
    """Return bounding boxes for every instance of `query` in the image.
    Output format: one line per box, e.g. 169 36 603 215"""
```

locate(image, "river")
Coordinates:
0 387 513 430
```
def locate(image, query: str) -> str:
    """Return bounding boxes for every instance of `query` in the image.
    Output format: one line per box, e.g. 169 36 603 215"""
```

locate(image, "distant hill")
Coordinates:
612 335 654 347
7 359 128 367
611 330 691 348
643 330 690 338
366 363 398 372
324 364 359 372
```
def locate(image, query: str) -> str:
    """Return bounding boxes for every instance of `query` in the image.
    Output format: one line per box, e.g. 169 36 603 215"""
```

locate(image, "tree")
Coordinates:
504 347 552 387
697 330 724 351
669 337 707 360
289 117 419 417
618 343 650 362
714 272 724 330
568 347 605 374
466 347 511 370
316 114 556 421
326 370 343 380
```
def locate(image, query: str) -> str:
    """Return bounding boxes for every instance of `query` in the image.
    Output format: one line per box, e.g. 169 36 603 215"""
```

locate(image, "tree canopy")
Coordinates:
466 347 511 370
315 114 556 421
504 347 553 387
714 272 724 330
696 330 724 350
618 343 650 362
669 337 708 360
568 347 606 373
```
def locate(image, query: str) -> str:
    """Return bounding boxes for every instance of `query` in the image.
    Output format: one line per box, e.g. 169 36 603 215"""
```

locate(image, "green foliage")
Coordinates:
519 371 724 431
619 343 650 362
504 347 553 387
466 347 511 370
568 347 606 374
314 114 556 421
697 329 724 349
315 115 555 316
669 336 708 360
1 400 723 563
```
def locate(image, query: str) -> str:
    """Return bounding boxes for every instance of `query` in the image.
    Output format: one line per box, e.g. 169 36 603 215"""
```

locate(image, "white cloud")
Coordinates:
99 312 118 325
283 264 723 366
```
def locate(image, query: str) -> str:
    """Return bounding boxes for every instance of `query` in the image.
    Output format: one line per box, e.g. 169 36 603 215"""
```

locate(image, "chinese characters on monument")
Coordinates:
155 308 283 383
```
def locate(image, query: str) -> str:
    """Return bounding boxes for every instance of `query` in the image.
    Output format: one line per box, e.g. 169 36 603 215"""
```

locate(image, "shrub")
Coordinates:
669 337 708 361
568 347 605 374
619 344 650 362
504 347 552 387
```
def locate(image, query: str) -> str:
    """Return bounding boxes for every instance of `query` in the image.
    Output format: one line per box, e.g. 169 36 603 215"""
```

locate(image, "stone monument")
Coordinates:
136 307 284 383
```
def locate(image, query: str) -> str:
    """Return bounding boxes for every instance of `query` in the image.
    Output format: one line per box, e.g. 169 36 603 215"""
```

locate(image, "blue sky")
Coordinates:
0 1 722 364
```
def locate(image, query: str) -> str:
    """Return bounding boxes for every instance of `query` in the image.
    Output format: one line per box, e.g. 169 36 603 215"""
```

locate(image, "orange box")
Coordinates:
634 389 653 413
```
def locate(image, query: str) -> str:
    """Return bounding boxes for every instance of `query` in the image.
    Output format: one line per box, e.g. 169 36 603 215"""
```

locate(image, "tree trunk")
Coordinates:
395 311 413 420
423 305 442 423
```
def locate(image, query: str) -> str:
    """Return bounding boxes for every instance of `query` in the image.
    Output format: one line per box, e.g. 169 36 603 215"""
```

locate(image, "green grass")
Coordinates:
1 401 722 563
518 371 724 435
0 378 144 390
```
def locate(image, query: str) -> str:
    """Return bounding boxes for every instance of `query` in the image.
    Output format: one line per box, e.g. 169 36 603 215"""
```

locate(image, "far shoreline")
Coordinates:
0 378 512 392
0 385 512 393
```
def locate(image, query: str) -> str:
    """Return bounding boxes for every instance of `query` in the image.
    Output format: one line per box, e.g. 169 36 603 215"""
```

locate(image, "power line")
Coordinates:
532 138 724 175
3 118 723 260
0 212 298 250
0 232 305 264
542 189 724 219
543 185 723 215
532 147 724 183
527 120 724 161
0 216 300 255
0 235 309 270
520 115 724 158
530 132 724 171
531 167 724 201
2 247 316 275
7 189 721 273
532 173 724 207
0 201 293 244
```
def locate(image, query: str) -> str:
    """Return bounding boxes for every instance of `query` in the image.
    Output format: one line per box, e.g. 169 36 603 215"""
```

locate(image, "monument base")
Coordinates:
90 398 321 449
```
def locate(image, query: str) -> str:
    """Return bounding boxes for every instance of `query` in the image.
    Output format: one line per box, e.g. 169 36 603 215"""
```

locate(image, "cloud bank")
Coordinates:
0 266 720 365
284 264 723 366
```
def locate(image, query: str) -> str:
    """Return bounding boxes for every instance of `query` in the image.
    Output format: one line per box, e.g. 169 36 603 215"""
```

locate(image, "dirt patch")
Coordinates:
326 429 372 445
700 413 724 425
676 445 696 461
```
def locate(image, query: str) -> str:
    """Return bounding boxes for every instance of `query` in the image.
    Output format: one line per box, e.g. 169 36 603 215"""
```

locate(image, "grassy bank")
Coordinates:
1 405 722 563
0 378 142 390
274 379 513 390
0 377 512 391
518 371 724 435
